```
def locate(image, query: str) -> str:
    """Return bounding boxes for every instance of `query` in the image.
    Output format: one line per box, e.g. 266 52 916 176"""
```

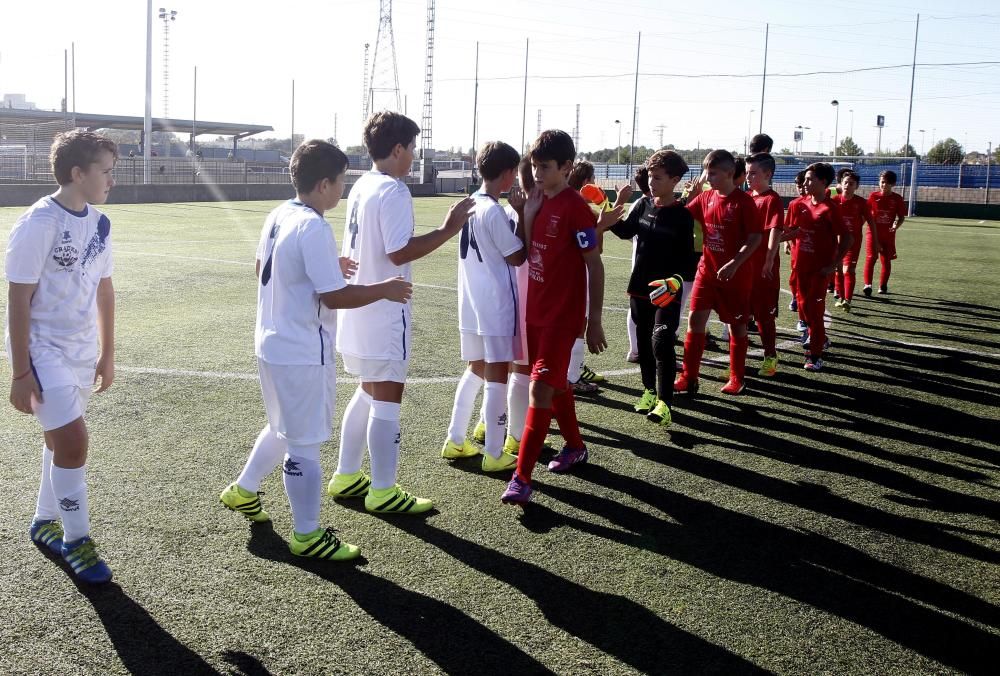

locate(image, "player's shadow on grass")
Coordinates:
383 518 767 675
548 464 1000 674
220 651 274 676
835 313 1000 353
70 577 221 675
244 522 551 674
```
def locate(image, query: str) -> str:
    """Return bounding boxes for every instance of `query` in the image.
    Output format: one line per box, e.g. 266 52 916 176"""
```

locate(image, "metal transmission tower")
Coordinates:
361 43 370 125
654 124 666 148
536 109 542 138
368 0 402 114
420 0 435 152
158 7 177 117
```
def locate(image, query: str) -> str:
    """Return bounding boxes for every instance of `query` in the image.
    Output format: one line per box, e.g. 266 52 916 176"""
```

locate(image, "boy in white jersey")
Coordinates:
441 141 525 472
6 130 117 583
328 112 474 514
219 140 411 561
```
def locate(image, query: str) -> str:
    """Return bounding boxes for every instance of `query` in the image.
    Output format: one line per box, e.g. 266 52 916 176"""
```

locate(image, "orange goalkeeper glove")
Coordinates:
648 275 684 308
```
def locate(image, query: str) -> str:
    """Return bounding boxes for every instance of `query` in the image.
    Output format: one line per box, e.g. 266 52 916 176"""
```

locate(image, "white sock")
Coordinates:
368 401 401 490
627 312 638 356
483 381 508 458
282 449 321 535
236 425 286 492
50 465 89 543
33 445 58 521
507 373 530 442
446 369 483 444
679 281 693 337
568 338 586 383
337 387 372 475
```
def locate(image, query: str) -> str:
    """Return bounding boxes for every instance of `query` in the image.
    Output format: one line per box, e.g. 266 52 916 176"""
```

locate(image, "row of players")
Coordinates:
7 116 905 579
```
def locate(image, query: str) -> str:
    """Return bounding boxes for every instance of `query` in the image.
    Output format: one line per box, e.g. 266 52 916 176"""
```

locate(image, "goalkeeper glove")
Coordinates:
648 274 684 308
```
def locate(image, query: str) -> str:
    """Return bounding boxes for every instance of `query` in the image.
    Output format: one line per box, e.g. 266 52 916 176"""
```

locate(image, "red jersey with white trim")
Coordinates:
834 193 869 240
686 188 763 283
749 189 783 277
787 196 847 272
526 187 597 328
867 190 905 229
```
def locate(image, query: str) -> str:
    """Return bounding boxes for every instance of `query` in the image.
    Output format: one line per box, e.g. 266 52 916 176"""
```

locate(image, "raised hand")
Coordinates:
596 204 625 232
380 276 413 304
507 185 526 211
339 257 359 279
444 196 476 234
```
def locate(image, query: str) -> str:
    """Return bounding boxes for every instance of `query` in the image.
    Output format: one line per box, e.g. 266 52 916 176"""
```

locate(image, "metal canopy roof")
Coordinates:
0 108 273 139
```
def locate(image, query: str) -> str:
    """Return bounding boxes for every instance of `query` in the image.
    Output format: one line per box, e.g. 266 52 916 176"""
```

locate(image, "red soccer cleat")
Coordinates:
720 377 746 395
673 372 699 394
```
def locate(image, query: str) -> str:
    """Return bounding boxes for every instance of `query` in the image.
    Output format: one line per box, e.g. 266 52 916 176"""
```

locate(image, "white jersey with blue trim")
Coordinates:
4 196 113 388
337 170 415 361
457 191 523 337
254 200 346 366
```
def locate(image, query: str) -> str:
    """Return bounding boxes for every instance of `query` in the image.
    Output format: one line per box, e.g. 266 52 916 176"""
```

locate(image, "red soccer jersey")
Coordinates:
526 187 597 327
750 189 783 276
788 196 847 272
834 193 869 241
686 188 763 283
867 190 905 230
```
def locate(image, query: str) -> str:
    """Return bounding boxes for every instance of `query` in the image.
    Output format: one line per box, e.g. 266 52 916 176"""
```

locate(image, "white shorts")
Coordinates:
460 332 519 363
340 353 409 383
258 359 336 447
33 385 91 432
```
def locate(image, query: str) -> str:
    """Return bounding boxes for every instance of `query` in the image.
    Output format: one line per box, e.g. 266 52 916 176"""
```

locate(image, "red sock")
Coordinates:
516 405 553 483
682 332 707 381
551 388 584 449
729 335 749 382
880 257 892 287
759 316 776 356
834 270 844 298
845 269 856 300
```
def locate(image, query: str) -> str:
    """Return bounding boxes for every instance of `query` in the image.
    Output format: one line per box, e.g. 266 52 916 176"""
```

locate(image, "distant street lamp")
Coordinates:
919 128 926 155
831 100 840 156
614 119 622 164
746 108 755 155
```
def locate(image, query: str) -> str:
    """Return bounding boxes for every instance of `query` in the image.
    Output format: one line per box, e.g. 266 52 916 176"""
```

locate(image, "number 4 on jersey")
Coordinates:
459 220 482 262
348 203 360 250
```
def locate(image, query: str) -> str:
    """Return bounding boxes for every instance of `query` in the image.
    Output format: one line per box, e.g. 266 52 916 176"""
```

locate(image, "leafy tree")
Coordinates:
895 143 918 158
834 136 862 157
926 138 964 165
778 147 793 155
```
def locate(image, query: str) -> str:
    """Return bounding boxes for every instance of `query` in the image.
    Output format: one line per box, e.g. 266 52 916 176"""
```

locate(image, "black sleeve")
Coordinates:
609 199 644 240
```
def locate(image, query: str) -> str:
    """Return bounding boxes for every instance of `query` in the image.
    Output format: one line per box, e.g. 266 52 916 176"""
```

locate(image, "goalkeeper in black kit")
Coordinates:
601 150 695 428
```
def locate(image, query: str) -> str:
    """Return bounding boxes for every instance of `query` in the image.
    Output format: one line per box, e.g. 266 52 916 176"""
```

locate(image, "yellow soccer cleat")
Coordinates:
441 438 480 459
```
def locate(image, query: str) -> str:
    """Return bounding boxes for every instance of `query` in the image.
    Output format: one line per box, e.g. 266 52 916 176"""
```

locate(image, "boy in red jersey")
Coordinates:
746 153 784 377
782 163 852 371
833 168 875 311
786 170 807 328
863 170 905 296
501 130 622 505
674 150 762 395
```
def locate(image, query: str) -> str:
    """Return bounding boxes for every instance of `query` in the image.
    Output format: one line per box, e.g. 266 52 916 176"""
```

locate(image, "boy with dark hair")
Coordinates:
625 166 652 363
864 170 905 295
605 150 694 426
501 130 621 505
749 133 774 154
746 152 784 376
782 162 852 371
329 113 473 514
221 140 412 561
675 150 762 395
7 130 117 583
441 141 525 472
833 169 875 311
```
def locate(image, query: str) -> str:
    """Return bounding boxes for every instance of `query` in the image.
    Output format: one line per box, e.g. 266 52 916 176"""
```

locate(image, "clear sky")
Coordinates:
1 0 998 156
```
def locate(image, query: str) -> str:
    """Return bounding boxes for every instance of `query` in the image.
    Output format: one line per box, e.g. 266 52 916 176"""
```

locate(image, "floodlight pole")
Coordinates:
291 79 296 154
904 14 919 164
759 23 768 133
628 32 641 177
521 38 529 153
831 100 839 156
143 0 152 184
986 141 992 206
472 42 479 160
191 65 197 151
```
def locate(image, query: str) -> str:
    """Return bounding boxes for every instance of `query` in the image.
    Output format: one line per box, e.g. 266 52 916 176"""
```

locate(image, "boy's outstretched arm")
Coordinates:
320 277 413 310
7 282 41 412
94 276 115 393
583 249 606 354
387 197 475 266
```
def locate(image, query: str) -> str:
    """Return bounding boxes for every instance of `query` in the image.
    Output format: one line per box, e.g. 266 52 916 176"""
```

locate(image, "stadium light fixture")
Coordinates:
614 119 622 164
831 100 839 156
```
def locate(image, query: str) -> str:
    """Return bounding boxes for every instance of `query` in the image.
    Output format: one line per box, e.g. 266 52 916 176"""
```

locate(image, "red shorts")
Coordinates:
689 269 752 325
842 234 863 266
867 230 898 260
750 278 780 322
525 323 577 390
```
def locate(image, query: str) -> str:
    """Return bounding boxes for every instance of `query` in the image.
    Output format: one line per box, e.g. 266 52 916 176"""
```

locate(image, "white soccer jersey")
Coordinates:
254 200 346 366
458 191 523 337
336 170 414 361
4 196 113 388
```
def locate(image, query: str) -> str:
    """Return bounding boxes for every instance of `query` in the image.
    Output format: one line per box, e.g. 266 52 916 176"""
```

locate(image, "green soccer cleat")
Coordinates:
758 355 778 377
327 471 372 499
365 485 433 515
580 364 606 383
441 438 480 459
482 450 518 472
472 421 487 444
219 482 270 523
634 389 657 414
503 435 520 455
646 400 672 427
288 527 360 561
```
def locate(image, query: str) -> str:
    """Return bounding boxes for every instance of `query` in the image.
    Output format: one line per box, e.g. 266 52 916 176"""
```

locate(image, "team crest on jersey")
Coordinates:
545 215 560 238
52 230 79 269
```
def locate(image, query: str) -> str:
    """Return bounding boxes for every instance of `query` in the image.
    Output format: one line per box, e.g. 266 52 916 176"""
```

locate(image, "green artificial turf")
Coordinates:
0 198 997 675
